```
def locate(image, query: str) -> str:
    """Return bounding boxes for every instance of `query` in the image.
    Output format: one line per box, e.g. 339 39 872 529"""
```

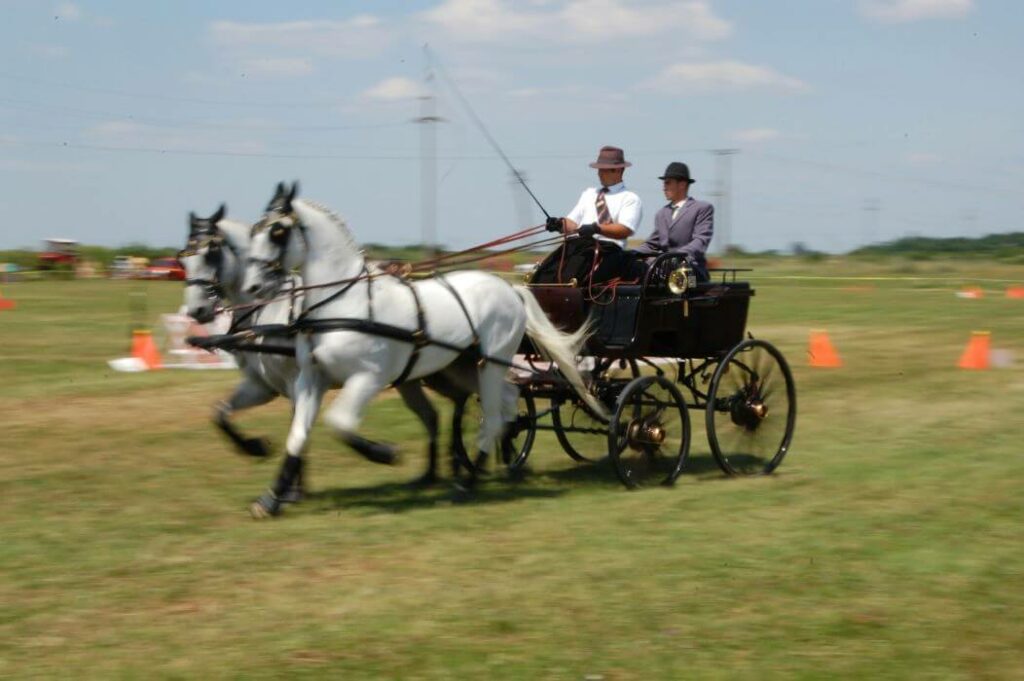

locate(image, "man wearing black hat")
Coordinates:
532 145 643 285
633 161 714 281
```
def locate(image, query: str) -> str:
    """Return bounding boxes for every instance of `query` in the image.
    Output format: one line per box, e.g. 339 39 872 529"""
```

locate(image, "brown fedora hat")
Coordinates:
589 145 632 169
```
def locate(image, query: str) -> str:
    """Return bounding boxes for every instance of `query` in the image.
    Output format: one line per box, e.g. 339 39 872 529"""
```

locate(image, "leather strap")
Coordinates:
390 278 428 387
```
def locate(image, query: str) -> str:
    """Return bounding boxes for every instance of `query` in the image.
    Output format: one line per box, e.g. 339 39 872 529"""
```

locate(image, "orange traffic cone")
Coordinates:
808 329 842 368
1006 286 1024 299
0 290 14 311
957 331 990 370
130 329 162 370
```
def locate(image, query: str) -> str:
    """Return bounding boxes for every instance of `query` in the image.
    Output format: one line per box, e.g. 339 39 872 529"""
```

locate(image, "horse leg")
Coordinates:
457 363 508 493
397 382 441 487
214 377 278 458
450 394 469 479
323 372 398 466
250 366 326 519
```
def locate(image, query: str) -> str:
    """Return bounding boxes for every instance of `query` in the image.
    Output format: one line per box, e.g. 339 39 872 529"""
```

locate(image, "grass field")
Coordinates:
2 260 1023 679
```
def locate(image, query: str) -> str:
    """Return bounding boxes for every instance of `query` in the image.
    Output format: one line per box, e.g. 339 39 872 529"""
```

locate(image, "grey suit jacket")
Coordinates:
633 198 714 268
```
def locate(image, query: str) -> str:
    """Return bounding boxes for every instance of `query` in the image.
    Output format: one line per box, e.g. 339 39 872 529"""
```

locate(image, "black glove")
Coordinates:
545 216 564 233
577 223 600 239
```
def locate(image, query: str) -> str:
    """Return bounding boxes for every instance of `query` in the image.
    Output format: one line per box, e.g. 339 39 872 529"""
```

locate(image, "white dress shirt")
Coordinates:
565 181 642 249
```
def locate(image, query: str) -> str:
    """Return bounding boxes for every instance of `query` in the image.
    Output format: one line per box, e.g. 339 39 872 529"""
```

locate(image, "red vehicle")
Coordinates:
38 238 79 269
144 257 186 281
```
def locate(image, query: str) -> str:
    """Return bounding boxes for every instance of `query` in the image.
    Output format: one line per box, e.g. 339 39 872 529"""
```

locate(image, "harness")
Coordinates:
231 271 497 387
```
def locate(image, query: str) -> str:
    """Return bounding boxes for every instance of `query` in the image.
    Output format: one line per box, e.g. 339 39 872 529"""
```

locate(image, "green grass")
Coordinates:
2 262 1024 679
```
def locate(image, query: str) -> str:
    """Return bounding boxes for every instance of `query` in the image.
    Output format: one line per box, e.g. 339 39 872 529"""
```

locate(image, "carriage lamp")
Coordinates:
666 264 696 295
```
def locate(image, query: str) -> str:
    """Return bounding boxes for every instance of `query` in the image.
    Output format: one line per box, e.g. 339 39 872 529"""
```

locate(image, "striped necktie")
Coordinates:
595 186 612 224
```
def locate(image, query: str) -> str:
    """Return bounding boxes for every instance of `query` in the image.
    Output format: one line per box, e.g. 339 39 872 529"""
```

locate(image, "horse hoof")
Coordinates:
451 482 474 504
361 444 400 466
249 492 281 519
241 437 271 458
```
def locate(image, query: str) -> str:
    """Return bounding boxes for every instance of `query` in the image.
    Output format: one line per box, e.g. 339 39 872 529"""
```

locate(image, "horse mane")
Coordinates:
216 218 251 253
298 199 360 255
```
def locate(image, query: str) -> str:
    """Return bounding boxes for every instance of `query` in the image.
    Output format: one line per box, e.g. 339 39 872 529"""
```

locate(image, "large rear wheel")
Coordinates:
706 339 796 475
608 375 691 489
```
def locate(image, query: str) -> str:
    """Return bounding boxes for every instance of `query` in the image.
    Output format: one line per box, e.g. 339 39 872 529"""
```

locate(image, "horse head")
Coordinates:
243 181 305 298
179 203 243 323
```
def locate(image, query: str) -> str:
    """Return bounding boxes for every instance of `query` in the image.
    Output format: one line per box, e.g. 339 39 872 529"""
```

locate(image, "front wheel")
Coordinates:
453 392 537 474
608 376 691 489
706 339 797 475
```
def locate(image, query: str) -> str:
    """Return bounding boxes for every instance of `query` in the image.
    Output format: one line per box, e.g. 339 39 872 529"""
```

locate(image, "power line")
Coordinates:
0 70 345 108
0 96 408 131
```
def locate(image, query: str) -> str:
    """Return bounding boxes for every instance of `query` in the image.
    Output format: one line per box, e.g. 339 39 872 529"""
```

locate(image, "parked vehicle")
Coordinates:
143 257 185 281
38 238 79 270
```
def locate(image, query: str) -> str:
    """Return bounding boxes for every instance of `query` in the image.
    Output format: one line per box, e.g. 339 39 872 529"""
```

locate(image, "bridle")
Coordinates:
247 207 308 288
179 231 239 304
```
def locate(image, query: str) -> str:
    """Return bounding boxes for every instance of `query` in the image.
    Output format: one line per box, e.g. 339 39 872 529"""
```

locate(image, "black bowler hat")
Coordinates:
659 162 695 183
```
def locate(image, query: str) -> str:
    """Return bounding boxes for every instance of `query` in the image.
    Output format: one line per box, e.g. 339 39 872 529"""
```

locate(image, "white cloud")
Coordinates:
208 16 391 59
732 128 783 143
238 57 314 79
361 77 426 101
641 61 809 94
860 0 973 23
54 2 81 21
421 0 731 43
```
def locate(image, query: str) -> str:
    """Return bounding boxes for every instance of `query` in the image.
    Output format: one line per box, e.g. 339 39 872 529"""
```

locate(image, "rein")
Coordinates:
220 224 567 315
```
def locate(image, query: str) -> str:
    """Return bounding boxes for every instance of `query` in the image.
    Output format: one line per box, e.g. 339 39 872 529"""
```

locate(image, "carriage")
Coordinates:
183 192 797 517
455 252 797 489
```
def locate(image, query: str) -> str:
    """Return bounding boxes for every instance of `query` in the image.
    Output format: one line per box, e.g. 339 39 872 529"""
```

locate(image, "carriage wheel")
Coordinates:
608 376 691 489
706 339 796 475
551 358 637 463
453 392 537 474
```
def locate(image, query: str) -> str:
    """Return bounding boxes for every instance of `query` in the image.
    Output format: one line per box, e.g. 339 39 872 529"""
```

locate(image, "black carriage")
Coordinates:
458 253 797 488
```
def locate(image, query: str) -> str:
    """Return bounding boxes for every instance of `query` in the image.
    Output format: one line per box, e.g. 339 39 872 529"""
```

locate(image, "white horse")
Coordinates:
178 206 308 500
241 182 605 518
179 204 476 498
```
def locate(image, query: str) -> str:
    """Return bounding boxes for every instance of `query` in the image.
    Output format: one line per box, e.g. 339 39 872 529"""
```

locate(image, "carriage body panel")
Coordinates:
520 280 753 359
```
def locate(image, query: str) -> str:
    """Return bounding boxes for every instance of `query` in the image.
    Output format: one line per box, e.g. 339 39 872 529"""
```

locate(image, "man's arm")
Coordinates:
677 203 714 261
568 194 640 239
632 231 662 256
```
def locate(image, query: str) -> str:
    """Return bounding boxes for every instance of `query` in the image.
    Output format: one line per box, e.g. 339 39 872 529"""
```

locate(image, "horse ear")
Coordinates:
289 181 300 200
212 203 226 224
188 211 198 233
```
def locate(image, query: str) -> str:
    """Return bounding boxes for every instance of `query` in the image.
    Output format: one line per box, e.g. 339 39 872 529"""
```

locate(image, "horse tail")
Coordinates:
514 286 609 421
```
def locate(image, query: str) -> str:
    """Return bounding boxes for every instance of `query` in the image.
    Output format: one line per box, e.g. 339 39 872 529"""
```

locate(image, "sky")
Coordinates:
1 0 1021 253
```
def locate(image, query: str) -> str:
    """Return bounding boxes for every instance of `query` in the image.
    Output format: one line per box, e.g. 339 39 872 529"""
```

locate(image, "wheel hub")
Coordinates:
730 395 768 430
626 417 666 450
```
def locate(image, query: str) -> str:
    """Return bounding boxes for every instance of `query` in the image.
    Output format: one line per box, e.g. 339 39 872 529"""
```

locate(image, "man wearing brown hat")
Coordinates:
633 161 713 281
532 145 643 285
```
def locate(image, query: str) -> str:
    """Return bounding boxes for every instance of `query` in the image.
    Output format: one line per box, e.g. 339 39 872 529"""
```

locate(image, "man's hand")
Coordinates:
577 223 600 239
545 216 564 233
